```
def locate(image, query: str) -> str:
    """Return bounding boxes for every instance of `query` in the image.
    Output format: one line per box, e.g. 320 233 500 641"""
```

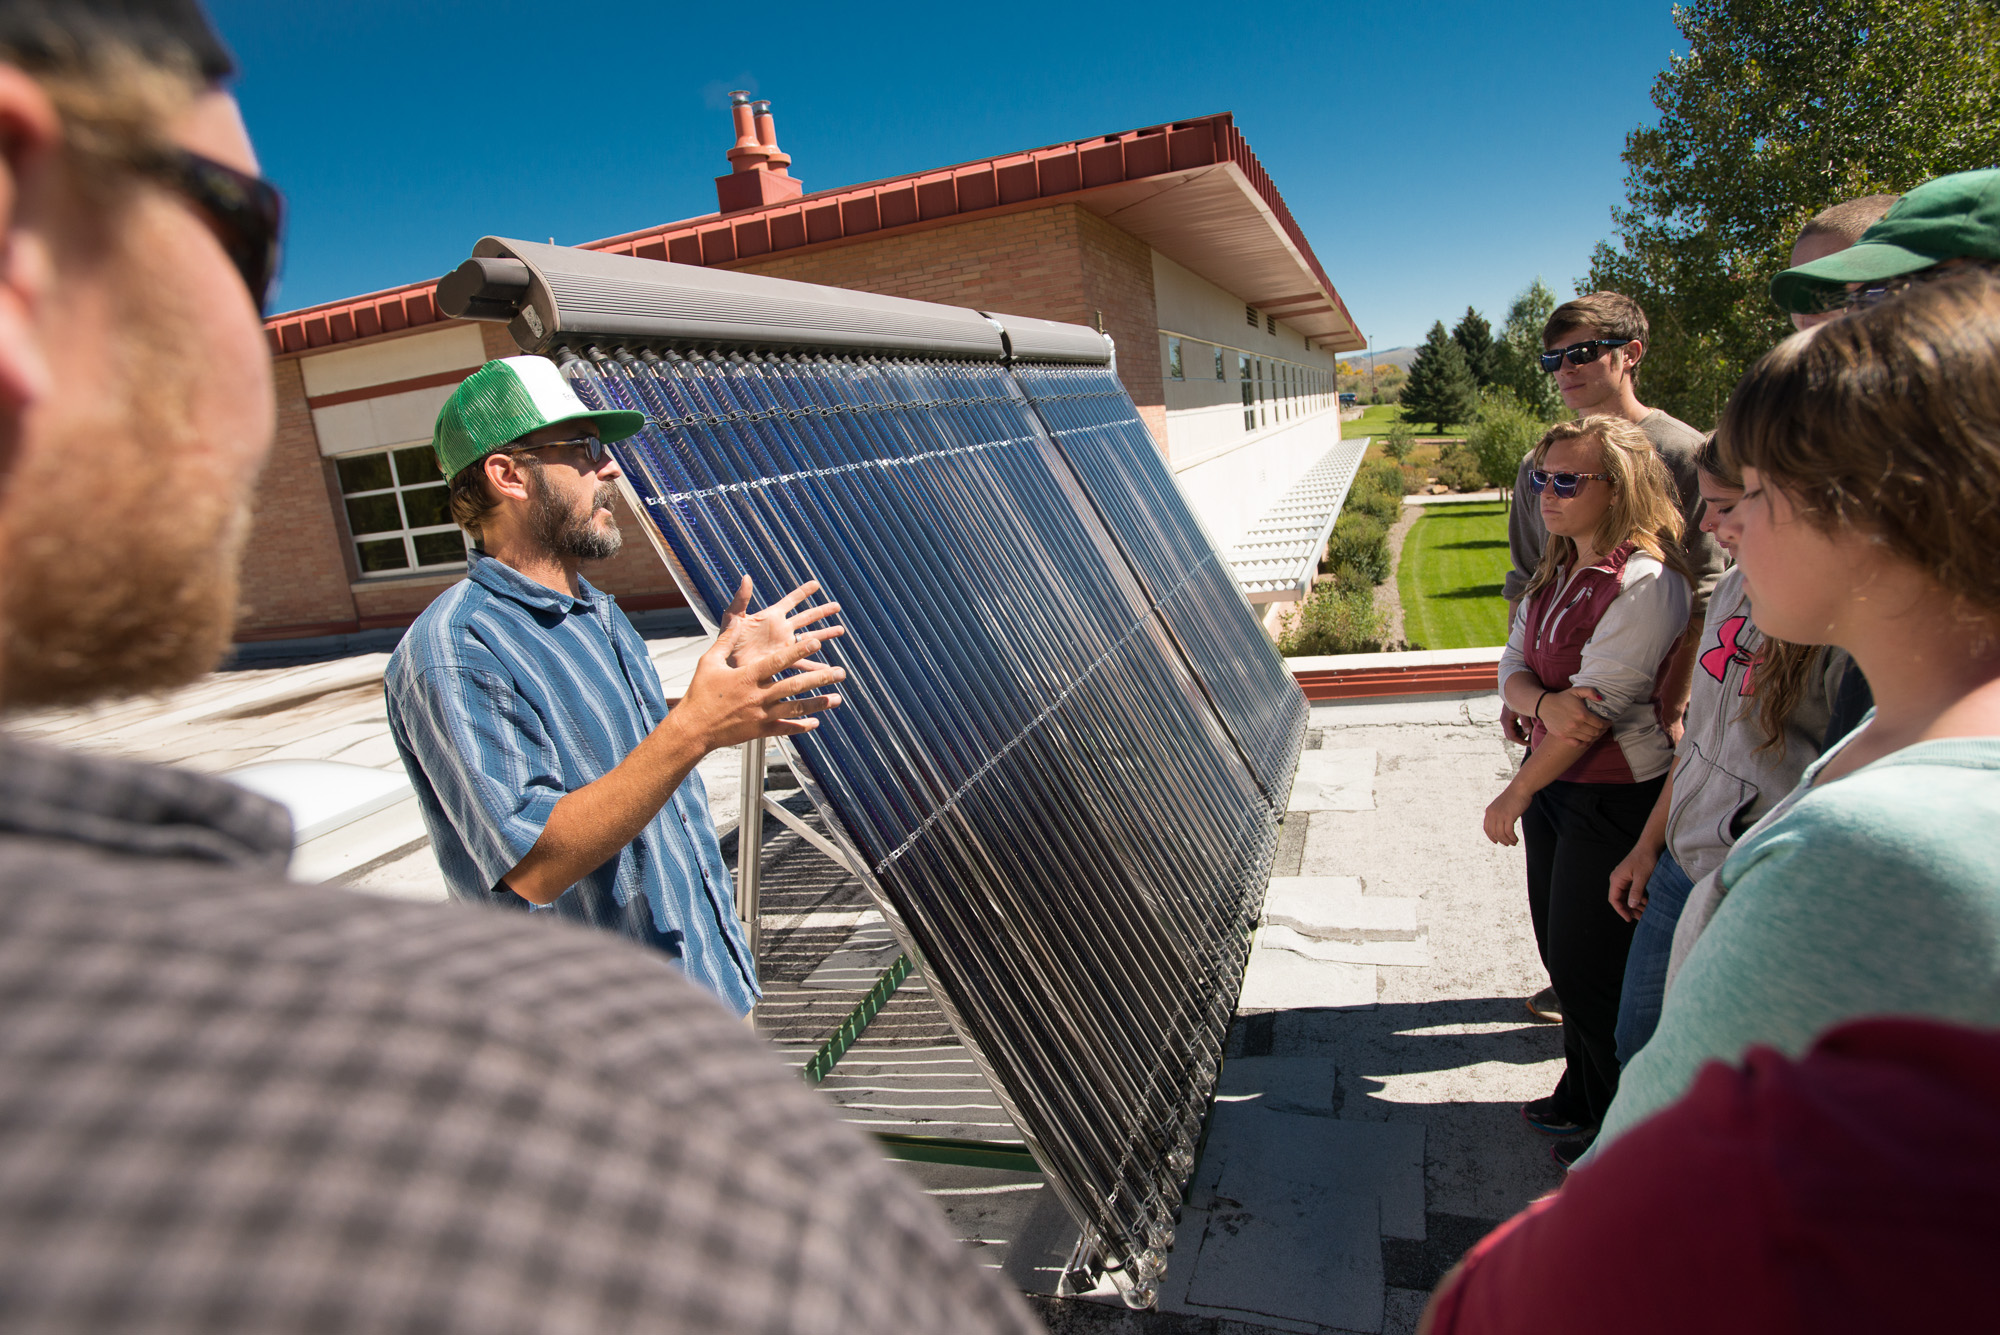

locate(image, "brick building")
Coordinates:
249 107 1363 645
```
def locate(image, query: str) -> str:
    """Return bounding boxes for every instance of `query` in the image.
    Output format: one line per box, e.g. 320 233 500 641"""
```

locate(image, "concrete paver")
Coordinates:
1288 749 1378 811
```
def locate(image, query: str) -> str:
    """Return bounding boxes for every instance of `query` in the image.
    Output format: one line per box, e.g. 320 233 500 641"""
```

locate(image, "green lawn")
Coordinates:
1341 403 1406 439
1342 402 1468 439
1397 501 1513 650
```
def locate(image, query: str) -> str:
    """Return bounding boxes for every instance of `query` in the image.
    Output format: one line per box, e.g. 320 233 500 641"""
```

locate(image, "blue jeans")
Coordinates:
1614 850 1695 1067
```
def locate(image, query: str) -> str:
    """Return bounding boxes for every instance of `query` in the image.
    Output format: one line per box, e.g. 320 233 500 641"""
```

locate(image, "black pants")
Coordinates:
1523 775 1665 1129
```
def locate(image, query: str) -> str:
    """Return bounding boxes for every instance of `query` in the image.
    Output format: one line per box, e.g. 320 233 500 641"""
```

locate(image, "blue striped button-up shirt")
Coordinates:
385 551 758 1014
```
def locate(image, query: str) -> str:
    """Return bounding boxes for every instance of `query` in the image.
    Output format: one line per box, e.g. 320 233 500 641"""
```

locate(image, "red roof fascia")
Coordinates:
267 112 1354 353
264 275 443 356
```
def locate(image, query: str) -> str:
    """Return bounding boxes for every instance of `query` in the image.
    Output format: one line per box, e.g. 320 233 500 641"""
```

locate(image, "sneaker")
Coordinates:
1551 1135 1595 1169
1520 1095 1588 1137
1525 986 1562 1023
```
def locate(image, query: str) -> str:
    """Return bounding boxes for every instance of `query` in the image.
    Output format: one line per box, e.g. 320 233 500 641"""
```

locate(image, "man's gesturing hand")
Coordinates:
681 577 848 750
500 577 848 906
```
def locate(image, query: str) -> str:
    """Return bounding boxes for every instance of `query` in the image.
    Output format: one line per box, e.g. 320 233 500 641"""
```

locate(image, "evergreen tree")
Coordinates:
1490 279 1566 421
1587 0 2000 427
1450 307 1496 387
1401 321 1477 435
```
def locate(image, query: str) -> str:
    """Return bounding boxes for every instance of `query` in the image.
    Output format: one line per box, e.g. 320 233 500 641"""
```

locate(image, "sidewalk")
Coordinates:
1403 490 1507 506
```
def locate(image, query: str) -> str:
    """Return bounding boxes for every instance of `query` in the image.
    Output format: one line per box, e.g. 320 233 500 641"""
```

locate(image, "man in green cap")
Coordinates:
385 355 847 1014
1771 168 2000 747
1771 168 2000 320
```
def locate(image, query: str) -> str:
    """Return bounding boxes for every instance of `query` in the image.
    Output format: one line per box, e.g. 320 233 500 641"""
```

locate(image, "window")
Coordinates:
336 445 469 576
1214 346 1226 380
1167 336 1184 380
1245 305 1258 328
1240 353 1255 431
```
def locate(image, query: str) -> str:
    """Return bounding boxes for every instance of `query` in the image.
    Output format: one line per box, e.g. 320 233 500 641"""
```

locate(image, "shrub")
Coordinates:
1346 485 1401 527
1434 442 1486 492
1325 512 1391 585
1278 582 1388 656
1357 457 1412 498
1382 419 1415 463
1465 388 1547 490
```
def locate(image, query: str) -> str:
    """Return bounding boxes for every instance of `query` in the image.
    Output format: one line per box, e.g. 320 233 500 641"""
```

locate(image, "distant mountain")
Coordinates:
1336 346 1418 374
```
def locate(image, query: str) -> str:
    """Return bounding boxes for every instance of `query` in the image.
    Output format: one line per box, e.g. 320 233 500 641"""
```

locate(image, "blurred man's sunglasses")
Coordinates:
1539 338 1632 373
1528 469 1611 498
131 147 285 315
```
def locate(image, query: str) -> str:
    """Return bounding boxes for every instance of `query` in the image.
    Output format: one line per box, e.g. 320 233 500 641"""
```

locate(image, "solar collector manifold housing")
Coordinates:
438 237 1305 1308
438 237 1112 363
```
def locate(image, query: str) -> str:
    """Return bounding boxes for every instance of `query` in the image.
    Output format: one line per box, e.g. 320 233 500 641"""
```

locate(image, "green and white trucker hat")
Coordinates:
432 355 646 480
1771 168 2000 314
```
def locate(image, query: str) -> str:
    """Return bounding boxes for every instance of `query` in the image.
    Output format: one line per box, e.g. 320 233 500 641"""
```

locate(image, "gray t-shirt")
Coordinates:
1504 409 1727 615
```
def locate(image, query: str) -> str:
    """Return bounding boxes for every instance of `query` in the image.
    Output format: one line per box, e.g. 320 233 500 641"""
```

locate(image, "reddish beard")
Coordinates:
1 279 252 709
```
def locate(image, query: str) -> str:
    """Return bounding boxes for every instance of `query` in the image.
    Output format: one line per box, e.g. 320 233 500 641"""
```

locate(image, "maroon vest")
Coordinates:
1522 542 1678 783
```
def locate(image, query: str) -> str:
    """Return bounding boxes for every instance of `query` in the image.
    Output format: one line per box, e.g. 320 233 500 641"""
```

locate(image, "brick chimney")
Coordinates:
716 91 804 214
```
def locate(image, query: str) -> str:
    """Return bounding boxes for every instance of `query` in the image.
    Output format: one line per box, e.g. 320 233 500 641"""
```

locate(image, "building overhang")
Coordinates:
1065 161 1361 352
268 112 1363 357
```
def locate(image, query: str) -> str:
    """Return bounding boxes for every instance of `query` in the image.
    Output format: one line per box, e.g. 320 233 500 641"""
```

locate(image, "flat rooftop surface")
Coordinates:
8 651 1558 1334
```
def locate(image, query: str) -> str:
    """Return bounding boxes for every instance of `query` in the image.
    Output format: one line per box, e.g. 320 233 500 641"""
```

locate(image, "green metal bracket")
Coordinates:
875 1132 1040 1173
800 949 1043 1176
801 950 913 1085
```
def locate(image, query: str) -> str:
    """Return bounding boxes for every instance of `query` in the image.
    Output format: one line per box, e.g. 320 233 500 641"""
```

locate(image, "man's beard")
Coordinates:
529 471 623 563
1 301 251 709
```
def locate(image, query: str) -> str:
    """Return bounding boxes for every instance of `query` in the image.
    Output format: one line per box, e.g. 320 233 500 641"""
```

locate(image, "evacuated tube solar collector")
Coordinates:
439 238 1306 1306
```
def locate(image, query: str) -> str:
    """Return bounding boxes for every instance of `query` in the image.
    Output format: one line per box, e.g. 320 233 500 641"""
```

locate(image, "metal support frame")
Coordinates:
736 738 1043 1174
734 738 766 958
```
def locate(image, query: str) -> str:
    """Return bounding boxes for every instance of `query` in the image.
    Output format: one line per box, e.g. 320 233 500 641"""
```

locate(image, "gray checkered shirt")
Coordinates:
0 738 1042 1333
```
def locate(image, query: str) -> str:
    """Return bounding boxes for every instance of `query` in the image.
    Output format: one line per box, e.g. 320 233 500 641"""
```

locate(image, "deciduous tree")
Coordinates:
1465 388 1546 498
1490 279 1567 421
1587 0 2000 428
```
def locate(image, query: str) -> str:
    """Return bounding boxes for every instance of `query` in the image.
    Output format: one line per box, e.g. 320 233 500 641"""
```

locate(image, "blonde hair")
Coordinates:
1694 435 1828 755
1523 416 1691 600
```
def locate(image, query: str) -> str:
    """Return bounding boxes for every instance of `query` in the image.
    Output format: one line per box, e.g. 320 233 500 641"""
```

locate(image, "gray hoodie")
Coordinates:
1664 565 1848 885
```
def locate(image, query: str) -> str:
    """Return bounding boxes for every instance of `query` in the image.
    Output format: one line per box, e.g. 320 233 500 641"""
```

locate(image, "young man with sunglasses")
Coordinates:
0 7 1037 1331
1498 293 1723 1025
1501 293 1723 747
384 358 848 1016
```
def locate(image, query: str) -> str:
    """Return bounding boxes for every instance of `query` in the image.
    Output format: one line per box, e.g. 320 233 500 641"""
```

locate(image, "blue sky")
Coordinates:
215 1 1688 354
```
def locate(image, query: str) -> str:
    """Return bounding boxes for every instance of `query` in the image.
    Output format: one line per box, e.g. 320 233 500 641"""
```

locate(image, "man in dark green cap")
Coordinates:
1771 168 2000 746
385 355 847 1014
1771 168 2000 320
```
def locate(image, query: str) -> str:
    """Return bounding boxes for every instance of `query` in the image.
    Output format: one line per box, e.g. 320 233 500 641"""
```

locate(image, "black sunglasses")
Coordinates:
1539 338 1633 373
1528 469 1611 498
519 434 612 468
129 146 285 315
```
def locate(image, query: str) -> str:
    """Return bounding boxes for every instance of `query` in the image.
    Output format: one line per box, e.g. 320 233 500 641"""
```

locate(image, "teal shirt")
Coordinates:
1595 736 2000 1151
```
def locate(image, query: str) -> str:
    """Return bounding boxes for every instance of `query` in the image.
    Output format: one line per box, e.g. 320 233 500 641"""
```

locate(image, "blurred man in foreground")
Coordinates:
0 4 1037 1330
